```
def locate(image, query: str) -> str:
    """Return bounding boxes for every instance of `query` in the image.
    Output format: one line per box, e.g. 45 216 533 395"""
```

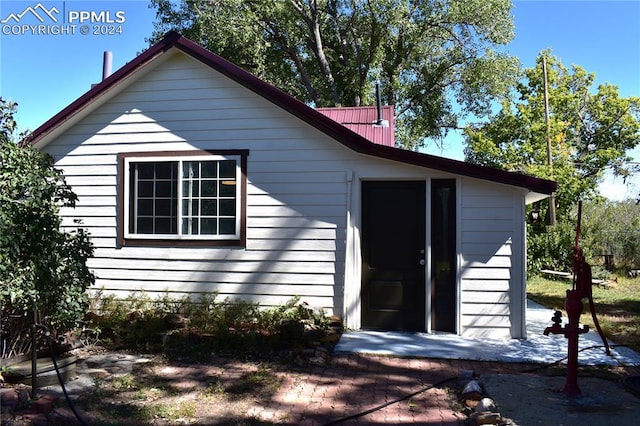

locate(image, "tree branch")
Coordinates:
297 0 341 105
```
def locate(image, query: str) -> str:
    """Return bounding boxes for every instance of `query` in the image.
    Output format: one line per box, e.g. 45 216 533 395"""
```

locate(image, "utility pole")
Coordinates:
542 56 557 226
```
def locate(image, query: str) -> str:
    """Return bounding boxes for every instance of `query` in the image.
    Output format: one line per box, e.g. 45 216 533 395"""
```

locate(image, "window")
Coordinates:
119 150 247 246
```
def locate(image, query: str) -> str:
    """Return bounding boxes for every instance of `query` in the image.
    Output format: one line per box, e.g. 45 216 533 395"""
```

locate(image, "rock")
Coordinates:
462 379 484 401
475 397 496 413
1 388 19 410
308 357 326 365
126 310 144 322
31 394 58 414
469 411 502 425
465 398 480 409
328 315 342 326
163 313 188 329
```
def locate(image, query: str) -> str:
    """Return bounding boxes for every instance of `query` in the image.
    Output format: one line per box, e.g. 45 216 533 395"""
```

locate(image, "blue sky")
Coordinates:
1 0 639 198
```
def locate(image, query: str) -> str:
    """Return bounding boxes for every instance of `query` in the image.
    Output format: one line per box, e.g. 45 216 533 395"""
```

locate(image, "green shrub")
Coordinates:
527 220 575 276
528 200 640 277
85 292 331 358
1 99 94 357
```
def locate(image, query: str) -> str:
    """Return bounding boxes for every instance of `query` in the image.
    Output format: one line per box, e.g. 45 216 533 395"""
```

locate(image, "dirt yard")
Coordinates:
2 347 640 425
480 372 640 425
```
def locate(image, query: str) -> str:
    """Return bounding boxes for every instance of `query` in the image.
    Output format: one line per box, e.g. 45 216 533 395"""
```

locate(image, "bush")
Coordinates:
86 292 331 358
527 220 575 276
1 99 94 358
581 200 640 271
527 200 640 277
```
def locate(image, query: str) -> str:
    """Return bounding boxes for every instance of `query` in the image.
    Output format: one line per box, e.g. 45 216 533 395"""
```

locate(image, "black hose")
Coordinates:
47 333 89 426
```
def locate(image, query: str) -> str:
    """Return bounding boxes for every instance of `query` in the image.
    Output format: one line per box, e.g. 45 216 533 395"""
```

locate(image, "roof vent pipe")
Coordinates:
375 81 383 125
102 51 113 81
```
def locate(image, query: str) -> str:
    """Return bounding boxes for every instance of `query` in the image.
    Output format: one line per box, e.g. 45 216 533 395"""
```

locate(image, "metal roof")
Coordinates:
316 106 395 147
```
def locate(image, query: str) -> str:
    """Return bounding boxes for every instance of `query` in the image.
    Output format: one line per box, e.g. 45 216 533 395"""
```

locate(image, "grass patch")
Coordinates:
527 275 640 353
141 400 197 422
226 365 281 396
200 379 226 397
111 374 137 391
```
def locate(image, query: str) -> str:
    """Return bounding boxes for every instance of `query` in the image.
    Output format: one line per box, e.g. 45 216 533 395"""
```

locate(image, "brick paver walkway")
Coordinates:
246 354 539 425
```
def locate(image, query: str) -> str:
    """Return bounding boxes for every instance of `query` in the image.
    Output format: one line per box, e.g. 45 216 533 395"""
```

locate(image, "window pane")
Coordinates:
219 218 236 235
131 161 178 235
137 199 153 216
136 218 153 234
155 199 173 215
180 159 235 237
156 181 175 197
155 162 176 179
219 160 236 178
183 180 199 197
181 218 198 234
137 163 155 179
219 199 236 216
219 181 236 197
183 162 198 178
201 162 217 178
201 180 217 197
200 219 217 235
138 181 154 197
201 199 217 216
182 199 199 216
155 218 173 234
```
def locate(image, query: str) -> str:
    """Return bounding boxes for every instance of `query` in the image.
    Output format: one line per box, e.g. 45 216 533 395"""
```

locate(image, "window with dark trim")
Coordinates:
118 150 248 247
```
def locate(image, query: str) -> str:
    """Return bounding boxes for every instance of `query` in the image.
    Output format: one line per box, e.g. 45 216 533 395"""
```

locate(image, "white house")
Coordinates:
28 32 556 339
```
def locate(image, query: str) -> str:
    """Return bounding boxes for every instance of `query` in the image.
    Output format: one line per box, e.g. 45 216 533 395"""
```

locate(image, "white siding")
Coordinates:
44 48 529 338
459 180 525 339
49 51 356 312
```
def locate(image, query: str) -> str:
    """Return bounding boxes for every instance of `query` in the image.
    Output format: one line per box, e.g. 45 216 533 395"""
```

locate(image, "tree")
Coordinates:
149 0 519 150
1 99 94 357
581 200 640 272
464 51 640 222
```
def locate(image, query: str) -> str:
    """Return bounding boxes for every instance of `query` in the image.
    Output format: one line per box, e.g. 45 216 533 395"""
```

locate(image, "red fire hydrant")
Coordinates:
543 291 589 395
563 289 590 395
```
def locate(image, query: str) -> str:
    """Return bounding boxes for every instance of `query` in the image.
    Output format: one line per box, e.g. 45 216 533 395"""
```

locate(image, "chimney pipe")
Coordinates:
375 81 383 125
102 51 113 81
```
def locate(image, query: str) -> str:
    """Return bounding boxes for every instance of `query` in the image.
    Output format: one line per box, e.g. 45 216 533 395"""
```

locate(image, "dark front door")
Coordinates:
361 181 426 331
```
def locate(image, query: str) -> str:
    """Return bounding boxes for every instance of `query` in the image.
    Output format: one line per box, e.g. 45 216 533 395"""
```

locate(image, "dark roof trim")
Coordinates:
27 31 556 195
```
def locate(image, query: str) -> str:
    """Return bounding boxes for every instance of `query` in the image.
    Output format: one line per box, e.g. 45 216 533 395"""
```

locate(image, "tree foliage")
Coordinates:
464 51 640 221
1 99 94 352
149 0 519 149
581 200 640 271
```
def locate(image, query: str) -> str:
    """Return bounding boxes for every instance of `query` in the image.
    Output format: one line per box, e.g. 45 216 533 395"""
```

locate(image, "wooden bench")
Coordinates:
540 269 572 279
539 269 611 288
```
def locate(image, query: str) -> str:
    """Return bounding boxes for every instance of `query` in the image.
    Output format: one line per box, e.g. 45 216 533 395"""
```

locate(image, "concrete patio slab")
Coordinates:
335 299 640 366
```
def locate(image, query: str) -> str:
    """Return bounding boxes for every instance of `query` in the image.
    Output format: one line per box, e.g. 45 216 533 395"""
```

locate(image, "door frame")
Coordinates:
342 176 461 334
